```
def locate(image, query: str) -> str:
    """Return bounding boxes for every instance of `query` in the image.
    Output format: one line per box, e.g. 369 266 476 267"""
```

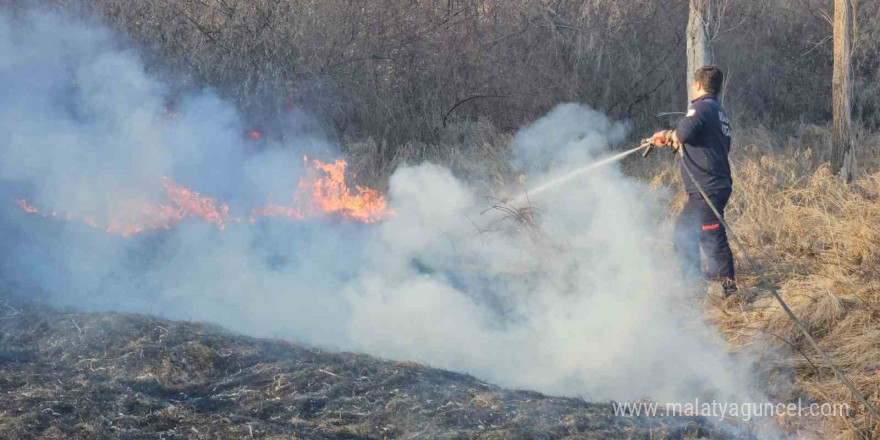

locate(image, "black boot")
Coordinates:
722 278 738 297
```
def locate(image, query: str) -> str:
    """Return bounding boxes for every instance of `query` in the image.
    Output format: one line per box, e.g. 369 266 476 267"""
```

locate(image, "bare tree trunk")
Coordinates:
686 0 713 103
831 0 855 182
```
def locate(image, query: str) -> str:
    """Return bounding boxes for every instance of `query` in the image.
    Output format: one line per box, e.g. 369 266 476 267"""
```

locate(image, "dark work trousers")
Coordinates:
673 188 735 282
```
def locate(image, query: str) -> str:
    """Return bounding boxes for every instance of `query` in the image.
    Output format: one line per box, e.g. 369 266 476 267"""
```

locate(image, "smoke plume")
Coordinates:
0 8 762 407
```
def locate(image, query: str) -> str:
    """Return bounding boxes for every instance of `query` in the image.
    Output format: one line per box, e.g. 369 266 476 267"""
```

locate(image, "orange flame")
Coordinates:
14 157 393 236
162 177 230 229
16 199 38 214
299 157 392 224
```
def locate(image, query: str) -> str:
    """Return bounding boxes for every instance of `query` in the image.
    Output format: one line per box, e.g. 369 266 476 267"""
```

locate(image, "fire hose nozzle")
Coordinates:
640 135 680 158
640 138 655 158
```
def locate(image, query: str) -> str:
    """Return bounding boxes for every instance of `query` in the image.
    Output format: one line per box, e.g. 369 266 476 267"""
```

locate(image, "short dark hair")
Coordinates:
695 66 724 95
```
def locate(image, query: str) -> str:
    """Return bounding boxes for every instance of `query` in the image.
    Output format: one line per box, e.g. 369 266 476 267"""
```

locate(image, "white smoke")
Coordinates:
0 8 763 407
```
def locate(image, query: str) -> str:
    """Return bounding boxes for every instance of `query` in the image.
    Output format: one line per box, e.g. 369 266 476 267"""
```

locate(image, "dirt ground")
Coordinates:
0 297 736 440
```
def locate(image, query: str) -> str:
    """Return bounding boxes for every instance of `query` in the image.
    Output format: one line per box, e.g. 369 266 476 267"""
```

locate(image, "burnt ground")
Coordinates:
0 297 733 440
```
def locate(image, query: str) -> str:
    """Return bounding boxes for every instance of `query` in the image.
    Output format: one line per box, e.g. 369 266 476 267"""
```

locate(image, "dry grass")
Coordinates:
1 98 877 438
643 126 880 439
377 118 880 438
351 120 880 440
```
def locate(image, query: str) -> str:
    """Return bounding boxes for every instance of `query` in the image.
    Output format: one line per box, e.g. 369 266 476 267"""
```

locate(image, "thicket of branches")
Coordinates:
17 0 880 152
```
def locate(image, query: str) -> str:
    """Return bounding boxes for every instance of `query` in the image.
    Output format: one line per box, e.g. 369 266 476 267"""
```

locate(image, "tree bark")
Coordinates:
831 0 854 182
686 0 713 103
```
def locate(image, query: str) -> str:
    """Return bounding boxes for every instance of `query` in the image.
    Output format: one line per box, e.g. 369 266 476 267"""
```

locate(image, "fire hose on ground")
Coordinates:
649 139 880 424
512 136 880 423
513 137 880 423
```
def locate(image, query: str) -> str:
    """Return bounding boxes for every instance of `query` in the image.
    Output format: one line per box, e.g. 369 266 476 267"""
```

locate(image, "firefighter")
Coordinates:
652 66 737 296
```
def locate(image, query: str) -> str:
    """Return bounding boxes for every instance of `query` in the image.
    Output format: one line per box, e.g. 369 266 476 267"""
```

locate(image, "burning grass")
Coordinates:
0 298 728 440
3 115 879 439
14 156 394 237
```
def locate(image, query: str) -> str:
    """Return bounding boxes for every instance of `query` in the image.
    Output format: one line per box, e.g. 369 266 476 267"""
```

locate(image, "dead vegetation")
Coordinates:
12 0 880 157
644 126 880 439
0 298 731 440
2 2 880 439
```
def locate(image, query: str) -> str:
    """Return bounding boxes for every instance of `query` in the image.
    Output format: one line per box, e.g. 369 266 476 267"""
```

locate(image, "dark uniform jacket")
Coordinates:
674 94 732 194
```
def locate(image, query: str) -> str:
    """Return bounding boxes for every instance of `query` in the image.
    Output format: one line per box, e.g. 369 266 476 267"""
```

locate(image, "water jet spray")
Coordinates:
515 138 655 203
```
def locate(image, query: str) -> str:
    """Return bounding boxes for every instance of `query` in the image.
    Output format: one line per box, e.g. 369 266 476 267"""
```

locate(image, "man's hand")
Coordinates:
651 130 673 147
670 131 683 152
